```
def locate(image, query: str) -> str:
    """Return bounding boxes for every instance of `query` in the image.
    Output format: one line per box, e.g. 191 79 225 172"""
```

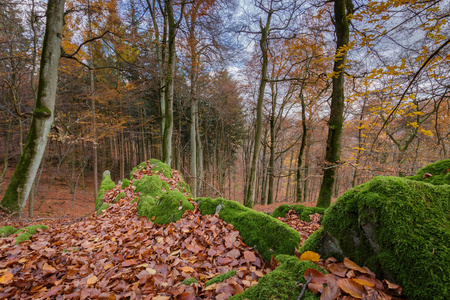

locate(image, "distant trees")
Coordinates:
1 0 65 212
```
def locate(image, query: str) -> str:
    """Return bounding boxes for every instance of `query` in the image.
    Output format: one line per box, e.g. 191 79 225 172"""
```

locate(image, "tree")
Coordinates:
316 0 353 208
1 0 66 213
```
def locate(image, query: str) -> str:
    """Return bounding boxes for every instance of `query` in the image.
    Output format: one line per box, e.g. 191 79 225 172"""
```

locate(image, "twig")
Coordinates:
297 273 313 300
62 210 96 226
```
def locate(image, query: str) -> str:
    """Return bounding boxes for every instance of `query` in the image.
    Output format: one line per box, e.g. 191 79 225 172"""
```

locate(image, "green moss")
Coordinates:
134 175 165 198
229 255 322 300
149 159 173 178
130 167 138 179
180 278 198 286
96 174 116 210
306 176 450 300
138 190 194 225
121 179 130 189
131 197 138 204
0 226 18 237
205 270 237 287
176 180 192 196
195 197 301 262
271 204 305 218
97 203 110 215
114 192 125 203
408 159 450 185
33 107 51 118
15 225 48 244
271 205 325 221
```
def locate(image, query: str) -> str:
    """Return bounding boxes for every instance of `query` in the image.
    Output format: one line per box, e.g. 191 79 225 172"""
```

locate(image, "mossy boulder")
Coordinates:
96 173 116 210
114 192 125 203
229 255 322 300
15 225 48 244
137 190 194 225
149 159 173 178
0 226 18 237
195 197 301 262
408 159 450 186
121 179 130 189
134 175 170 198
272 204 325 221
300 175 450 300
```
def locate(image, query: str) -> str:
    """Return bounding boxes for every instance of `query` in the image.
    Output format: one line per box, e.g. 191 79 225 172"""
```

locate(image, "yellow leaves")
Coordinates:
419 129 433 137
407 122 419 128
0 271 13 284
299 251 321 262
86 275 98 285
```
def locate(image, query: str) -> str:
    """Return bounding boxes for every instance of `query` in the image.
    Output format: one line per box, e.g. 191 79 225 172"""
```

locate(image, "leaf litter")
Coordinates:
0 166 270 299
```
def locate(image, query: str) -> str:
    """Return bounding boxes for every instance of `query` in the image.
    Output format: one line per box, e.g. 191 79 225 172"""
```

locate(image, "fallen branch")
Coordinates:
297 273 313 300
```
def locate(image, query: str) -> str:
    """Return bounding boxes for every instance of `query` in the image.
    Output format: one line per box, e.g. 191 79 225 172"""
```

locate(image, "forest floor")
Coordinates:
0 166 322 224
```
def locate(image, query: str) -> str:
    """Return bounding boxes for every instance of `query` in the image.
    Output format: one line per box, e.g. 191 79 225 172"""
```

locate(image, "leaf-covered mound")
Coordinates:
196 197 302 262
300 175 450 300
0 191 270 299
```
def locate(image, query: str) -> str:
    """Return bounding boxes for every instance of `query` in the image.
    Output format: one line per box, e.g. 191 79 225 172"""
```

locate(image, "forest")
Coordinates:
0 0 449 299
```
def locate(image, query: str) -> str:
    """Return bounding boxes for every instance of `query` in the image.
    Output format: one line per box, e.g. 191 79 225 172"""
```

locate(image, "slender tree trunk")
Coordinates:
296 88 308 202
245 11 272 207
316 0 352 208
1 0 65 213
0 122 11 194
162 0 177 166
267 83 276 205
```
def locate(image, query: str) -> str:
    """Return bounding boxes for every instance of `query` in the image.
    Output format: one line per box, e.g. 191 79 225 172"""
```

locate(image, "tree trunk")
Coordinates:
1 0 65 213
162 0 177 167
244 11 272 208
296 88 308 202
316 0 352 208
0 122 11 194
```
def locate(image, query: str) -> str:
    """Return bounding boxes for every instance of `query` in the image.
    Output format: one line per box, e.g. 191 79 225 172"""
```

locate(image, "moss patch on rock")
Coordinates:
134 175 166 198
205 270 237 287
195 197 301 262
408 159 450 186
96 174 116 210
137 190 194 225
149 159 173 178
301 175 450 300
97 203 110 216
0 226 18 237
229 255 322 300
121 179 130 189
180 278 198 286
114 192 125 203
272 204 325 221
15 225 48 244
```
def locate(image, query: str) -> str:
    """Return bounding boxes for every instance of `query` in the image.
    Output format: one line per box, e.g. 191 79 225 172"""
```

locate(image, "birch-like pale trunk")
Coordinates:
1 0 65 213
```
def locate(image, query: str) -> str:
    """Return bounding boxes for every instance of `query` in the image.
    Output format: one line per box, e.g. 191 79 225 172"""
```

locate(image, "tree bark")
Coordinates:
244 11 272 208
1 0 65 213
316 0 352 208
296 87 308 202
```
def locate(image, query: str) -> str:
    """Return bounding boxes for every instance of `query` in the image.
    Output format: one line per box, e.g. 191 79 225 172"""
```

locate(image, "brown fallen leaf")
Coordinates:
337 278 366 299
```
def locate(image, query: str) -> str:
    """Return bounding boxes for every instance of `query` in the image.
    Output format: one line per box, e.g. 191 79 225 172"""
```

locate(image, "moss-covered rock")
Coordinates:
0 226 18 237
97 203 110 215
195 197 301 262
271 204 325 221
134 175 166 198
149 159 173 178
408 159 450 186
229 255 322 300
121 179 130 189
15 225 48 244
96 174 116 210
300 175 450 300
206 270 237 287
138 190 194 225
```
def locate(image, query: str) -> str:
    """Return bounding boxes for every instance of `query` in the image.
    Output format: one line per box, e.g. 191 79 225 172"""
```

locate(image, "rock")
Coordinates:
301 172 450 300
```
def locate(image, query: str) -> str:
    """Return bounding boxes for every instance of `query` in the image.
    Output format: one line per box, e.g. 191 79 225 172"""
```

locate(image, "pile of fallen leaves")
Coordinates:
299 252 406 300
0 168 270 299
277 210 322 247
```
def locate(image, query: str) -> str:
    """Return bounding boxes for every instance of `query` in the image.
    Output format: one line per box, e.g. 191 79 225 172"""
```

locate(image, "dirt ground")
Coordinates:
0 166 322 225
